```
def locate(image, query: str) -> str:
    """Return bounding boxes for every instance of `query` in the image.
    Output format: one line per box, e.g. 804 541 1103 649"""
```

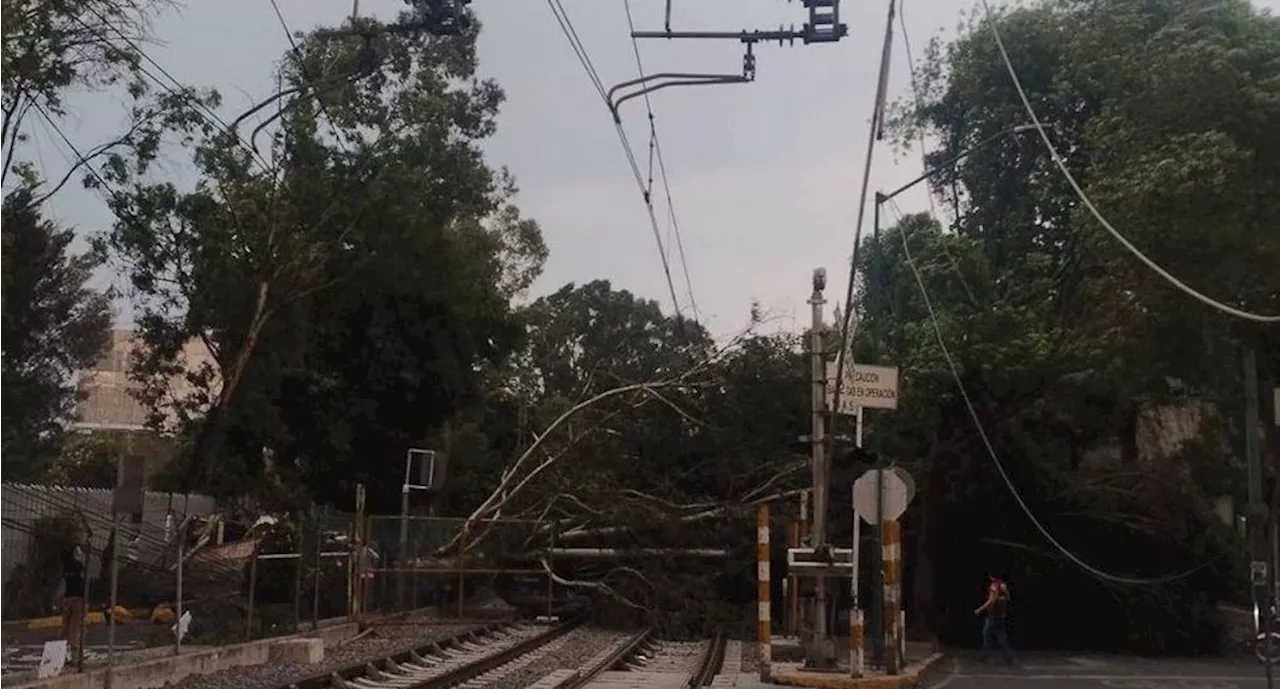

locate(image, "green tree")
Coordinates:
101 15 544 507
1 189 111 477
880 0 1278 652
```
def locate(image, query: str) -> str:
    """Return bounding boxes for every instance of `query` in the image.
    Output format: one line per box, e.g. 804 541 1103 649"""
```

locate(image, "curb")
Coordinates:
770 652 946 689
18 606 146 630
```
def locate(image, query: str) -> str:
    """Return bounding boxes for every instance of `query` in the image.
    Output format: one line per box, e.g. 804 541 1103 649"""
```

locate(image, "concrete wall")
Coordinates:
6 621 359 689
1 484 216 586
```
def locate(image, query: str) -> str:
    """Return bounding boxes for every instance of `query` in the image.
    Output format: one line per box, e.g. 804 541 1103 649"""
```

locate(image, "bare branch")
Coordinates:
539 557 653 611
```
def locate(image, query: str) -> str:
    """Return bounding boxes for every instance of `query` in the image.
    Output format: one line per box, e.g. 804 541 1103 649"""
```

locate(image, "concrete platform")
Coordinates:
5 622 357 689
268 638 323 664
765 638 943 689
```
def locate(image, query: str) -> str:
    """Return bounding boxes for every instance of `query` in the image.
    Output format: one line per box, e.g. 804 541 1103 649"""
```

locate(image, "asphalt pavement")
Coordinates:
922 651 1276 689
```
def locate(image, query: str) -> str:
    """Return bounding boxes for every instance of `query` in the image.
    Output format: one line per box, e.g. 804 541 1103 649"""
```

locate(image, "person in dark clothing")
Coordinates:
974 573 1013 664
61 546 87 670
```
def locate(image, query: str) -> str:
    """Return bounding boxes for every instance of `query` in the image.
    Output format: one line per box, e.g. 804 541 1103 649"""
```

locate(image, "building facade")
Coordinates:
74 329 219 433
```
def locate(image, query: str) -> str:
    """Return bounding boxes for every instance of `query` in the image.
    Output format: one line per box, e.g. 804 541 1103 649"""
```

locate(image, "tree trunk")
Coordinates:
913 426 952 652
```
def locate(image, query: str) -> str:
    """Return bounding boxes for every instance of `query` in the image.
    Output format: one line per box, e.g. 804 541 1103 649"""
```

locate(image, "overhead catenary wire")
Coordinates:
544 0 689 327
884 198 1217 586
621 0 700 322
268 0 350 152
70 5 274 175
977 0 1280 324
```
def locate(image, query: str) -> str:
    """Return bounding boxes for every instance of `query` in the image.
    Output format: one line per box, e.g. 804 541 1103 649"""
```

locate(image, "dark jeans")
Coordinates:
981 616 1013 663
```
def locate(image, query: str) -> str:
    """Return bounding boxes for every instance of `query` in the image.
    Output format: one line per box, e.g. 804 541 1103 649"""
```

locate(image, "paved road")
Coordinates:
923 652 1275 689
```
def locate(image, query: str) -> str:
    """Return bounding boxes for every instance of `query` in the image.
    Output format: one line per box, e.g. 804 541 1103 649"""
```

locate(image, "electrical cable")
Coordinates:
621 0 700 322
69 5 274 174
883 198 1220 585
896 0 978 306
545 0 688 326
977 0 1280 324
831 0 896 416
268 0 350 152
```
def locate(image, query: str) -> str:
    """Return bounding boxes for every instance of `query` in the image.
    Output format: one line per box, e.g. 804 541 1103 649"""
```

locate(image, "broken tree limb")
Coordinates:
539 557 653 611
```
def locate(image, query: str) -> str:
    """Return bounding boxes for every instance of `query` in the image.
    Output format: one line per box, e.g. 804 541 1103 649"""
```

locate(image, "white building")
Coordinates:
75 329 220 433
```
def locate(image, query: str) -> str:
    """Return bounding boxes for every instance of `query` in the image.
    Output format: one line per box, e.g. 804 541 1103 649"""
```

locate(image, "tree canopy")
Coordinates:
870 0 1280 651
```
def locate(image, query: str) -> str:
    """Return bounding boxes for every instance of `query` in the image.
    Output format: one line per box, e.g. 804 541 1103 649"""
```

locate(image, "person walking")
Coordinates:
974 572 1013 664
60 546 87 671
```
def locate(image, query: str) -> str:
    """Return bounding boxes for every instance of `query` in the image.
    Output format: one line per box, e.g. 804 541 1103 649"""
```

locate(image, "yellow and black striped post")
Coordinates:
786 522 800 635
757 503 772 681
881 520 902 675
850 608 865 676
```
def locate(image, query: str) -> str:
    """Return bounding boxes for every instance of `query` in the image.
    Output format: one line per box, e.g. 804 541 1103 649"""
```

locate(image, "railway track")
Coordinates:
544 630 727 689
274 620 572 689
272 621 726 689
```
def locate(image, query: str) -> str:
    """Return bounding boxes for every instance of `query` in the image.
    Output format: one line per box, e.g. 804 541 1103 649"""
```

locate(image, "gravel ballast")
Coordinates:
168 615 486 689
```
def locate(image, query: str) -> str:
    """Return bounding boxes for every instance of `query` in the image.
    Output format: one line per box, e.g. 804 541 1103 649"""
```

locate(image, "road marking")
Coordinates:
927 658 962 689
1066 656 1110 667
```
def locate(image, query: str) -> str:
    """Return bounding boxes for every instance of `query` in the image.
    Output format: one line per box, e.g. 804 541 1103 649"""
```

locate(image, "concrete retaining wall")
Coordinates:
8 621 359 689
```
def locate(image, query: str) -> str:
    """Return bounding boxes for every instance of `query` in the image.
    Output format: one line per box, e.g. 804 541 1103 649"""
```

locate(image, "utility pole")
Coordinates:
805 268 837 669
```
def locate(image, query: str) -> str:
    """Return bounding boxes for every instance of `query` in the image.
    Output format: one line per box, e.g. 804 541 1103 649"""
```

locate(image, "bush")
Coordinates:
2 512 84 619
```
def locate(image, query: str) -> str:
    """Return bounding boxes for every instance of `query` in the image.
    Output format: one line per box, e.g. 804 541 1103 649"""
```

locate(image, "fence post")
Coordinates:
246 542 259 641
757 502 771 682
546 520 557 620
351 484 366 623
175 527 183 656
293 514 303 629
312 506 323 630
457 521 466 618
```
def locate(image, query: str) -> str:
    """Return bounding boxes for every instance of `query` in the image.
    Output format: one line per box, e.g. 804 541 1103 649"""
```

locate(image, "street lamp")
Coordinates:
877 123 1042 208
864 122 1047 310
853 122 1042 667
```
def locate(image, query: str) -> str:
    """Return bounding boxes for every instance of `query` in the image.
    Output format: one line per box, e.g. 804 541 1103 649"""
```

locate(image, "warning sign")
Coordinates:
826 363 899 414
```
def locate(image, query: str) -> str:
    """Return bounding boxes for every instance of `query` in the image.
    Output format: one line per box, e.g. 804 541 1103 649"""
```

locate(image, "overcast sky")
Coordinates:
23 0 1280 340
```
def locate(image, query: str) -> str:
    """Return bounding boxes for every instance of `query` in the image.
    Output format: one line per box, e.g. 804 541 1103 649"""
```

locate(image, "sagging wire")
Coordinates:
884 197 1220 586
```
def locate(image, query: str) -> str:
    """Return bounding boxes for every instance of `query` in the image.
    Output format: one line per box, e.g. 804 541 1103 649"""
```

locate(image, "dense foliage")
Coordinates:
874 0 1280 652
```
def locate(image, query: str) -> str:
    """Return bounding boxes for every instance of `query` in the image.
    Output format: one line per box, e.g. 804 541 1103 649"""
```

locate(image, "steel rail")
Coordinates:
276 618 578 689
685 631 726 688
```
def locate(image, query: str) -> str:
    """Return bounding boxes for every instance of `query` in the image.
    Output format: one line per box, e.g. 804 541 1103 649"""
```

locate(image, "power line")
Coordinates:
544 0 688 326
884 198 1218 586
831 0 896 415
621 0 699 322
268 0 349 152
70 5 274 174
896 0 977 306
977 0 1280 324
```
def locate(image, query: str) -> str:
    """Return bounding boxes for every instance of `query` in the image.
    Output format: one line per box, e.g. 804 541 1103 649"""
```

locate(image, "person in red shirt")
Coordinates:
974 573 1013 664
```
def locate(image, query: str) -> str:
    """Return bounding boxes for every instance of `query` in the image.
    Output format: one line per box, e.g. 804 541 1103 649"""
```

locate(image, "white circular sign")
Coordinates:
852 469 912 524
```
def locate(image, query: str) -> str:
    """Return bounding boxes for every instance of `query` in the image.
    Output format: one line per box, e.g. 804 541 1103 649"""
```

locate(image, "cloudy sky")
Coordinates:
25 0 1280 340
